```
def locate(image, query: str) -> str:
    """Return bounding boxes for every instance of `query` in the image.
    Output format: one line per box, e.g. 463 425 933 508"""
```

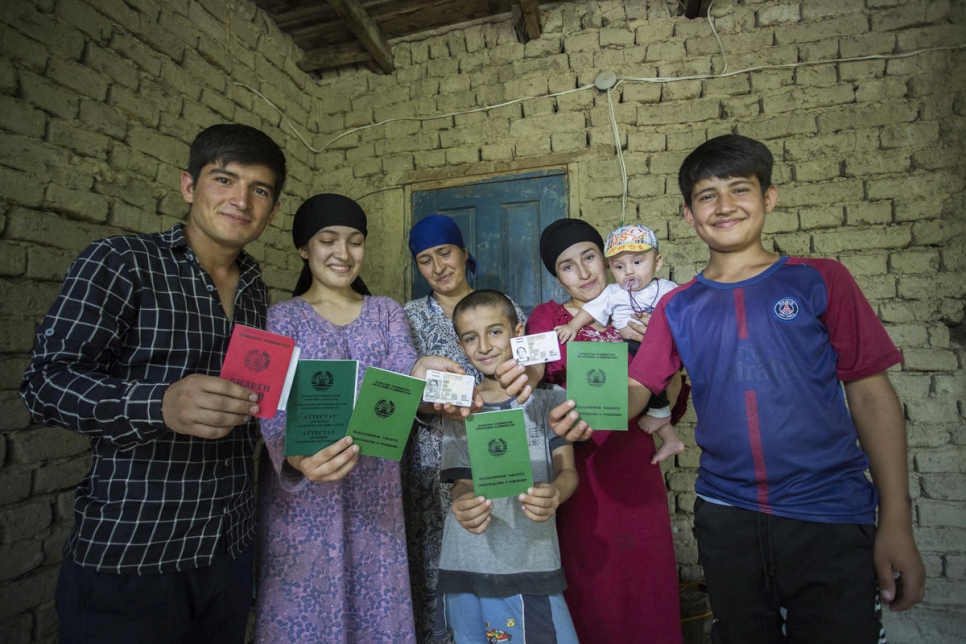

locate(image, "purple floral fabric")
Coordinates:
255 296 418 643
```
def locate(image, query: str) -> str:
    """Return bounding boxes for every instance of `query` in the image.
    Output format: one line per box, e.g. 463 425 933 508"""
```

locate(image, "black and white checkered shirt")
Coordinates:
21 224 267 574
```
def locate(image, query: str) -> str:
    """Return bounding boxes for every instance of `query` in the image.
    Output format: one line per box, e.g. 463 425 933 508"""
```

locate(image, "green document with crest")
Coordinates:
346 367 425 460
284 360 358 456
464 409 533 499
566 341 628 430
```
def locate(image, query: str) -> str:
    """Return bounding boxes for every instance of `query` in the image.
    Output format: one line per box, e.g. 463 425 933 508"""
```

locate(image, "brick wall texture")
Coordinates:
1 0 963 642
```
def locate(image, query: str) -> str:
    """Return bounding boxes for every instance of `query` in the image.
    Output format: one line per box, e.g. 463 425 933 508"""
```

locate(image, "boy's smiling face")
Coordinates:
683 175 777 255
454 305 524 377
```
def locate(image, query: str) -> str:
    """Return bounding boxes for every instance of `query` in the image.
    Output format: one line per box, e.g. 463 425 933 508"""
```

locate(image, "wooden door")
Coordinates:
411 170 568 314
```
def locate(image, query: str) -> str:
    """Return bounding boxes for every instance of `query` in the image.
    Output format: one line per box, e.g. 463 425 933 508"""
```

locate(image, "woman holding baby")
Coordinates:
522 218 684 644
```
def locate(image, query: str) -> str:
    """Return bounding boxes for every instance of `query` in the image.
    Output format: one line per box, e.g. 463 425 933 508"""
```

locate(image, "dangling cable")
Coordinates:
606 81 629 225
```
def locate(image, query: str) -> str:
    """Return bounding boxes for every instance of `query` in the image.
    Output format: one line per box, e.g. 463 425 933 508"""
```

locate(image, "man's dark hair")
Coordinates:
452 289 519 336
678 134 773 208
187 124 287 199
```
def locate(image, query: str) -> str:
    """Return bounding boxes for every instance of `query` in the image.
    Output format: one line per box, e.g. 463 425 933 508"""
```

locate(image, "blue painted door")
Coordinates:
411 171 569 314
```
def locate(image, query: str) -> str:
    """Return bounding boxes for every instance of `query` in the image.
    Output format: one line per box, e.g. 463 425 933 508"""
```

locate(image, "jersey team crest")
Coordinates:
773 297 800 321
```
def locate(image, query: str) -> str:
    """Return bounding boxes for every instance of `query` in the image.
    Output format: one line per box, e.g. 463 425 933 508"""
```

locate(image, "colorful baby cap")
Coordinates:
604 224 659 257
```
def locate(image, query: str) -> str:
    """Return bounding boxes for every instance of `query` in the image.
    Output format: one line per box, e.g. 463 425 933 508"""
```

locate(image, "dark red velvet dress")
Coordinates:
527 301 683 644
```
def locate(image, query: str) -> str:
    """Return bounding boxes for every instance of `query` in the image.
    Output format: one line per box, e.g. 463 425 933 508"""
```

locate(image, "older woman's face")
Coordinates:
554 241 607 304
415 243 470 296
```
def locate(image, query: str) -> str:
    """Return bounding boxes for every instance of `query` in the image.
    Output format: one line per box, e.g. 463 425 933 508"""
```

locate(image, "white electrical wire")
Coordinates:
236 0 966 213
235 81 596 154
236 83 319 152
607 0 721 223
706 0 728 75
606 81 629 224
622 44 966 84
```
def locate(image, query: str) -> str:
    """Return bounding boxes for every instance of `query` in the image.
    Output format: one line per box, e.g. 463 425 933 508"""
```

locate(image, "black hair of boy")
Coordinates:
187 124 288 197
452 289 519 335
678 134 773 208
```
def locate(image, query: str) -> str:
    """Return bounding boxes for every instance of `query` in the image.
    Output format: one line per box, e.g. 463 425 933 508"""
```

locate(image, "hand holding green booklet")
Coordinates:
284 360 358 456
464 409 533 499
345 367 425 460
566 341 628 430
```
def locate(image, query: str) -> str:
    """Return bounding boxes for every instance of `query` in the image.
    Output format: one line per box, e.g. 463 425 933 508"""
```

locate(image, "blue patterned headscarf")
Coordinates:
407 215 477 275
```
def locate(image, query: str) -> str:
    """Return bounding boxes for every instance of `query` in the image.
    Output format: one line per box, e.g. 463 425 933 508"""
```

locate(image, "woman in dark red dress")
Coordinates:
527 219 683 644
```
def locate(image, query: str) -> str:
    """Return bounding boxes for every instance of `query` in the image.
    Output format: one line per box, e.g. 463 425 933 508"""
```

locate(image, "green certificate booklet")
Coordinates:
464 409 533 499
346 367 425 460
284 360 358 456
566 341 628 430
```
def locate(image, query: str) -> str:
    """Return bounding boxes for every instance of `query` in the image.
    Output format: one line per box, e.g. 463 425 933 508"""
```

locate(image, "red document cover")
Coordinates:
220 324 297 418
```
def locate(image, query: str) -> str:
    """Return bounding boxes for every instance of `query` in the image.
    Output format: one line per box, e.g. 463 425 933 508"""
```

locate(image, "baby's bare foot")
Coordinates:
651 436 685 465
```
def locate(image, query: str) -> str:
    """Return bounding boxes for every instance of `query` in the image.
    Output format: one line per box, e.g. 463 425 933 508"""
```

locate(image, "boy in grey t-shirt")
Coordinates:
434 290 578 644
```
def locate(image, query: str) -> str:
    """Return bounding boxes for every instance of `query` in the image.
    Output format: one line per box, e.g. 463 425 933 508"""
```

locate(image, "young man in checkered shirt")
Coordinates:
21 124 286 643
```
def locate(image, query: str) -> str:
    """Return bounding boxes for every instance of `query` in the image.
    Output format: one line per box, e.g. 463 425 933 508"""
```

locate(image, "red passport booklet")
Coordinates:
220 324 299 418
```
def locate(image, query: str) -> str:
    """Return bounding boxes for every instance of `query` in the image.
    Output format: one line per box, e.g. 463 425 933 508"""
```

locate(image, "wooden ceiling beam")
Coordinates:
270 4 339 30
298 41 373 73
324 0 395 73
517 0 541 41
683 0 712 19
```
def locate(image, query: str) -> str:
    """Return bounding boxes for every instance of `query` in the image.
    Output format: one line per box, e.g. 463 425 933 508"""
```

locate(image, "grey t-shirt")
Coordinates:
437 384 570 598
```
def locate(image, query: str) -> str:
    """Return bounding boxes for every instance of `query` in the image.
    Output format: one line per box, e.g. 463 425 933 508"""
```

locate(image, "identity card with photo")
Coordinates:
422 370 475 407
510 331 562 366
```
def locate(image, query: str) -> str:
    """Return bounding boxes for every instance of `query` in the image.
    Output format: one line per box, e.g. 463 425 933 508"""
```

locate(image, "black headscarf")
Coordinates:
539 219 605 276
291 193 371 297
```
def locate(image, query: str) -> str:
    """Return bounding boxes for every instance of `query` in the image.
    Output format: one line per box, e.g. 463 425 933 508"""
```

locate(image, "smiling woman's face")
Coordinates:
415 243 469 297
298 225 365 291
554 241 607 305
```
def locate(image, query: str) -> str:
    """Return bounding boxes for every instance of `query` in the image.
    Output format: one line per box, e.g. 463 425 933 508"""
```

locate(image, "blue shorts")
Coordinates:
436 592 578 644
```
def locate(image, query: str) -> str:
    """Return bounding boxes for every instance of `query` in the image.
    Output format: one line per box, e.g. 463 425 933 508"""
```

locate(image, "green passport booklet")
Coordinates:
284 360 358 456
464 409 533 499
566 341 628 430
346 367 425 460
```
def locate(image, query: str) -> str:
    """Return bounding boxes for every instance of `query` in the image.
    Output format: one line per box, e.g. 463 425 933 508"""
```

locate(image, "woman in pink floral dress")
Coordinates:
256 194 450 643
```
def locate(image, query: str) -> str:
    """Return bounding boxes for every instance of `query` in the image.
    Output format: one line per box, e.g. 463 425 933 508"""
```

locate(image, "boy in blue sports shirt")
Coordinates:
435 290 579 644
622 134 925 643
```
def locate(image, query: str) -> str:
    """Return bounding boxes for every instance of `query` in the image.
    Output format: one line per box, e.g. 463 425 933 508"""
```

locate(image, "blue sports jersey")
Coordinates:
629 256 902 524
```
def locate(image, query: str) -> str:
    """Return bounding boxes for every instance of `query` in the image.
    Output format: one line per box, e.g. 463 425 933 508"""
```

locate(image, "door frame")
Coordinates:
404 163 582 301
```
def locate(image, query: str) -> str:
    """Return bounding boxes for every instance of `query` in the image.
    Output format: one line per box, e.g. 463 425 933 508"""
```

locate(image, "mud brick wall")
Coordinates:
1 1 963 642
